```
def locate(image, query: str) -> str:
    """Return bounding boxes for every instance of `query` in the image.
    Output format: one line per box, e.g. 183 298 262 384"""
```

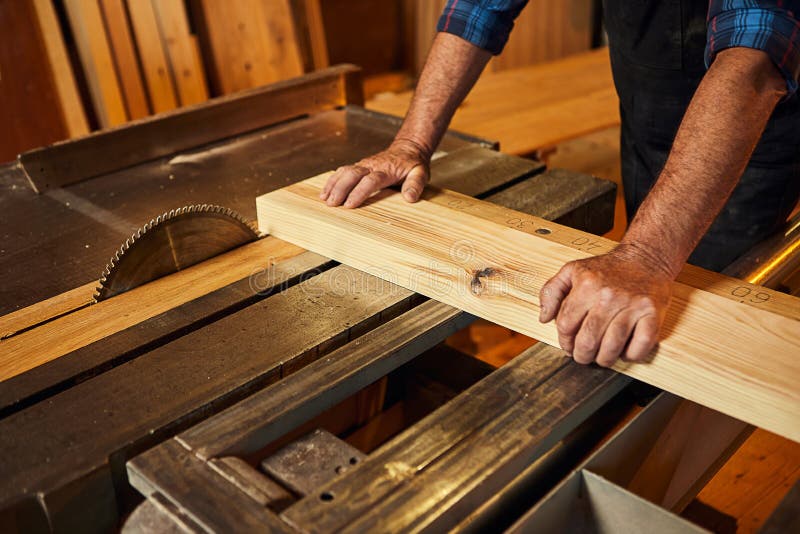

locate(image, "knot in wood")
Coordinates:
470 267 496 295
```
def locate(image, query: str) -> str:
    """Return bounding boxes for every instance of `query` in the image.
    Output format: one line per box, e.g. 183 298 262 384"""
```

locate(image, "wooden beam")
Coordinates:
151 0 209 107
99 0 150 119
256 172 800 443
31 0 90 136
63 0 128 127
126 0 178 113
0 238 305 383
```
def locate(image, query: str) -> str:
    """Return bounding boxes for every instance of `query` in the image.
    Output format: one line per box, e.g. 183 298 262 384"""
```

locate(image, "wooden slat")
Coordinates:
99 0 150 119
63 0 128 127
126 0 178 113
151 0 209 106
303 0 329 69
256 173 800 443
0 281 95 340
0 237 305 383
194 0 304 94
128 439 291 532
31 0 90 136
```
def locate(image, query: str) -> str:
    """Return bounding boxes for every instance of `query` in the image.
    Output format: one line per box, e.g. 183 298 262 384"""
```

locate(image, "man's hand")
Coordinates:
320 140 430 208
538 245 673 367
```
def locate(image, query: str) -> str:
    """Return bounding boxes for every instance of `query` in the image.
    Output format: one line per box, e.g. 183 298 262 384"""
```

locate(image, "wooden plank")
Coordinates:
0 0 72 161
491 0 594 72
128 439 291 532
31 0 90 136
0 281 95 340
99 0 150 119
126 0 178 113
63 0 128 127
303 0 329 69
256 173 800 442
18 64 362 191
421 185 800 320
0 251 331 416
151 0 209 106
0 237 305 383
367 48 619 155
625 399 751 510
193 0 304 94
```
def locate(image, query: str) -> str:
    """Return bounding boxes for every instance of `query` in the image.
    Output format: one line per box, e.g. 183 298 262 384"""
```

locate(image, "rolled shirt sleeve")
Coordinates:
706 0 800 96
436 0 529 55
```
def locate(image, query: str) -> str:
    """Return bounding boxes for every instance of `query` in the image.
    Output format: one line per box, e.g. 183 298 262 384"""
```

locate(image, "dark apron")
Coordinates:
602 0 800 272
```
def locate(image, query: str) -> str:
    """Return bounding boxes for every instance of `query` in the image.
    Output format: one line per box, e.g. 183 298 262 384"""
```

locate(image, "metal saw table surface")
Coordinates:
0 107 477 316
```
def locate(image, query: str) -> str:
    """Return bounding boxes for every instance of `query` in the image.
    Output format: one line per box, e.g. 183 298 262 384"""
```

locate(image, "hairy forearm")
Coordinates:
394 33 492 158
622 48 787 277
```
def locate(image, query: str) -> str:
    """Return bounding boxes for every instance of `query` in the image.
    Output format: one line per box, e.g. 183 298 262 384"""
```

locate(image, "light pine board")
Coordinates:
63 0 127 127
256 172 800 443
0 237 304 383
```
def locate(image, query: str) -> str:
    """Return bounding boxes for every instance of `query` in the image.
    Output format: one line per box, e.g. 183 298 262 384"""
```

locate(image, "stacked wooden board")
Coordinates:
60 0 325 127
256 172 800 443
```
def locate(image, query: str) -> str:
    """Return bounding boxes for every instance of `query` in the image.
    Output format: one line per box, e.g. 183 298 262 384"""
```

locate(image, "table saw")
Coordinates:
1 66 798 533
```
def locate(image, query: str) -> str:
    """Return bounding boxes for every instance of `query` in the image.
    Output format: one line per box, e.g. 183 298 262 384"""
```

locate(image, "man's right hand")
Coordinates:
320 140 430 208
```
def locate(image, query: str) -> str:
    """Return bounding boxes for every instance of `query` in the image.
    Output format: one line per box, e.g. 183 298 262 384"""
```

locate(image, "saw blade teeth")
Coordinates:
95 203 259 302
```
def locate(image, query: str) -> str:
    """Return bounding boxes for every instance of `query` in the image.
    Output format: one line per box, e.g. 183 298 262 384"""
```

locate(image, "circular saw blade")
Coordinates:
94 205 259 302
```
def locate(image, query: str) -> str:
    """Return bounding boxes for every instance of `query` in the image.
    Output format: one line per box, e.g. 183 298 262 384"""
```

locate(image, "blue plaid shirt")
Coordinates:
437 0 800 95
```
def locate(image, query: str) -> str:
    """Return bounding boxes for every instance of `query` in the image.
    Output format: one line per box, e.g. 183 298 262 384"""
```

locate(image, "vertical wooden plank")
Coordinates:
99 0 150 119
126 0 178 112
303 0 329 69
31 0 90 137
491 0 594 72
0 0 73 160
63 0 128 127
151 0 209 106
194 0 304 94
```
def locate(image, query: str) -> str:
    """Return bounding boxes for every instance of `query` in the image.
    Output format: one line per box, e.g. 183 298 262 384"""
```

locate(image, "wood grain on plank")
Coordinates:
195 0 304 94
63 0 128 127
151 0 209 106
31 0 90 136
256 172 800 443
99 0 150 119
126 0 178 112
0 237 304 383
0 281 95 340
303 0 329 69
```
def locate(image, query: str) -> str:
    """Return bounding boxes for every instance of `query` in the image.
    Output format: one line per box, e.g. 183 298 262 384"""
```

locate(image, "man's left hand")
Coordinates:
538 245 673 367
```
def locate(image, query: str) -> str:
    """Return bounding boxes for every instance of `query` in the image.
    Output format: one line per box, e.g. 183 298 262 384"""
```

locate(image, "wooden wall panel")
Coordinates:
192 0 304 95
407 0 594 75
492 0 595 72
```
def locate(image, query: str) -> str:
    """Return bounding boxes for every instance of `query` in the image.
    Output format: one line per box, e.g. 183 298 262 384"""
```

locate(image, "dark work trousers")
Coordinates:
603 0 800 272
